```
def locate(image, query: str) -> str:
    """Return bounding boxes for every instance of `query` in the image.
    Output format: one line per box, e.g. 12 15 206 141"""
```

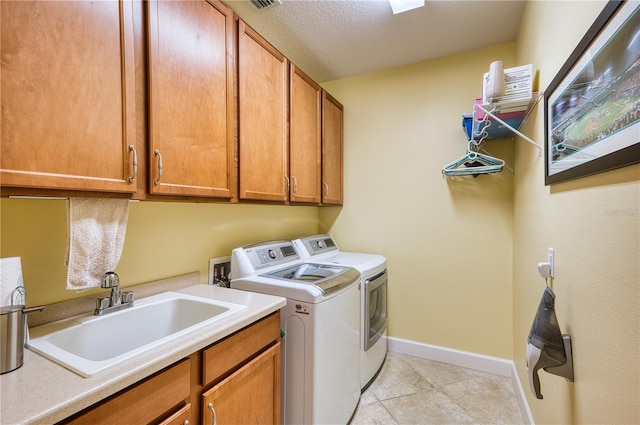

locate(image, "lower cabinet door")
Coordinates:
202 343 280 425
159 403 191 425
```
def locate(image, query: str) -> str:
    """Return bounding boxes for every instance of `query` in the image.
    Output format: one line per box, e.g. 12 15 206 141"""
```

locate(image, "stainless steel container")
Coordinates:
1 304 44 374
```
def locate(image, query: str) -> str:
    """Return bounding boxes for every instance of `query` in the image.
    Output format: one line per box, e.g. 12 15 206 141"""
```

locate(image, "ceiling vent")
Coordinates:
250 0 282 10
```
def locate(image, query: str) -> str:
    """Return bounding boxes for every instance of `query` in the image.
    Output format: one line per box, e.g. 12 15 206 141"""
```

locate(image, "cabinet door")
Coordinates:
159 403 191 425
238 21 288 202
147 0 235 198
1 0 137 193
289 65 321 204
202 343 281 425
322 92 344 205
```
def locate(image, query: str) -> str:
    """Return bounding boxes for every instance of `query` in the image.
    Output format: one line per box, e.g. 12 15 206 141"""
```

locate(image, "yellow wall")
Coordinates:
1 199 319 306
513 1 639 423
322 43 517 359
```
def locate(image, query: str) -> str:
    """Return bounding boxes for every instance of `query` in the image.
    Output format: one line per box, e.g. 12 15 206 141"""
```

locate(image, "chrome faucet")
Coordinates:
94 272 134 316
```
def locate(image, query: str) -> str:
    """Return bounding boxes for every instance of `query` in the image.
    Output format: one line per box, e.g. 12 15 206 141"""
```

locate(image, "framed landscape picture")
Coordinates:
545 0 640 185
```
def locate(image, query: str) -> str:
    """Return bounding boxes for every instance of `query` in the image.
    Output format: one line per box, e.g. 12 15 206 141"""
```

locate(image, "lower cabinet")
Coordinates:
202 344 280 425
59 312 281 425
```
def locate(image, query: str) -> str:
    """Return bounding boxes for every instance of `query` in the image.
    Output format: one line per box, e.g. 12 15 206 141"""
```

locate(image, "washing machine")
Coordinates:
230 240 361 425
293 234 388 390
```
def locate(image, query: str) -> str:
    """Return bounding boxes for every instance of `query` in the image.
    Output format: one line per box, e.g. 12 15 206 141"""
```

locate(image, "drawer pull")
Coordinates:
208 402 217 425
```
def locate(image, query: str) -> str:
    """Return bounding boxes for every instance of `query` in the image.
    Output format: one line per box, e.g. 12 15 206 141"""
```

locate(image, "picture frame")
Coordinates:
544 0 640 185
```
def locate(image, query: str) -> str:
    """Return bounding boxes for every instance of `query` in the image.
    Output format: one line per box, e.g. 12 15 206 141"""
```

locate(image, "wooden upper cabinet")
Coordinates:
322 92 344 205
0 0 137 193
289 65 322 204
147 0 235 198
238 20 288 202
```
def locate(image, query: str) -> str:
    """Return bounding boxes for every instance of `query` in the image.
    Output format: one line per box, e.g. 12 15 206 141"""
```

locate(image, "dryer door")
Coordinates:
364 269 388 350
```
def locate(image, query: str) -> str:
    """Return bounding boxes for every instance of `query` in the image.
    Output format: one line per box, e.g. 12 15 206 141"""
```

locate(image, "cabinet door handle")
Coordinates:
154 149 163 185
128 145 138 183
323 182 329 199
291 176 298 196
284 175 290 196
207 402 217 425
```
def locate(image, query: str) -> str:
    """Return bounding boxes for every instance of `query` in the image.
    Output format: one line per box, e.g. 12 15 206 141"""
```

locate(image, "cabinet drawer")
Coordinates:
62 358 190 425
202 311 280 386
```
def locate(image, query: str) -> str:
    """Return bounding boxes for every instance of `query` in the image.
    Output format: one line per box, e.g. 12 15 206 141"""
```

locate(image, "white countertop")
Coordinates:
0 282 286 425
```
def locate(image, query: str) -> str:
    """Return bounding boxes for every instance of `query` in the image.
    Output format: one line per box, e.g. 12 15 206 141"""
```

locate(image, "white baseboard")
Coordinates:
511 362 535 425
388 336 513 376
388 336 534 424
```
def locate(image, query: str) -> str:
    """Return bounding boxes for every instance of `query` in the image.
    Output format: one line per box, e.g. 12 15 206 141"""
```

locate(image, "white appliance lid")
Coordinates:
293 235 387 275
262 263 359 295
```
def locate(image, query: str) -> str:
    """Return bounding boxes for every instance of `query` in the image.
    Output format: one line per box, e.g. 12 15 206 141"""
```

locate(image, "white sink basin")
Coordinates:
28 291 246 377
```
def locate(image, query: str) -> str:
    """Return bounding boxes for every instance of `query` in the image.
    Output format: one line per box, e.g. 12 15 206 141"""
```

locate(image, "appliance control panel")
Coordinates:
297 234 338 256
242 241 301 271
256 245 296 264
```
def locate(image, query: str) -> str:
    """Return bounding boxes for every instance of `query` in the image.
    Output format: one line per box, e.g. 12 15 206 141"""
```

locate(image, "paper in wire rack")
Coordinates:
482 64 534 114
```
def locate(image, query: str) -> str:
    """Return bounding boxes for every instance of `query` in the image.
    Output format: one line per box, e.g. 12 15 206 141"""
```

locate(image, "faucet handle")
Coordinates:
101 272 120 289
121 291 134 304
95 297 110 312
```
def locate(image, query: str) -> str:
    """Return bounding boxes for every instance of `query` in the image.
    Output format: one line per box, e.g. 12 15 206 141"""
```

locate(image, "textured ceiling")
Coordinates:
222 0 527 83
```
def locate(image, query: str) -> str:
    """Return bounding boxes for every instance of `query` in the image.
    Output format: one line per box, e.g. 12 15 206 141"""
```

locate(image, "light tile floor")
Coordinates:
351 352 528 425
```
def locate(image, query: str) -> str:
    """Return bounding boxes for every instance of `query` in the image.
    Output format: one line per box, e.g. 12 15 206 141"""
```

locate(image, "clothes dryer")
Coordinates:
293 234 388 389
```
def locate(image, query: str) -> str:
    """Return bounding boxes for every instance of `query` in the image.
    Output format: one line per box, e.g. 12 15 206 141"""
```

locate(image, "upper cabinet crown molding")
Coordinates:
1 0 137 193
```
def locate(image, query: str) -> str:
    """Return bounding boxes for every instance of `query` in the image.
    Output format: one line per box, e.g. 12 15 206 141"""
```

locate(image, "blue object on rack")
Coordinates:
462 111 527 141
462 113 473 140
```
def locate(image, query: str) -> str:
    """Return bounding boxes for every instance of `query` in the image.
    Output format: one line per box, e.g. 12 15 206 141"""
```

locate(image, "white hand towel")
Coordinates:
65 198 130 291
1 257 25 306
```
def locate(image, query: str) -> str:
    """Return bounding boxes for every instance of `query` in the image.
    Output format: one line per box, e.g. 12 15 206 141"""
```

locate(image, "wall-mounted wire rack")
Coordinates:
442 93 542 177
